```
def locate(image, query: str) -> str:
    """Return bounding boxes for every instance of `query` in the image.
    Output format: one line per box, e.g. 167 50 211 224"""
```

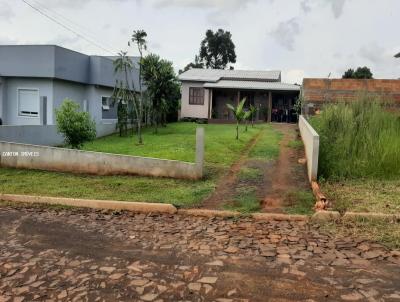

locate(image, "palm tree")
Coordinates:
227 98 247 140
249 104 257 127
112 51 135 136
141 54 180 133
244 110 251 132
130 30 147 144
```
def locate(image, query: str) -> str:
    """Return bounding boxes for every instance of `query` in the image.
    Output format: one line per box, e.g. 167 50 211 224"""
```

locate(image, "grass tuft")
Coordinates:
283 190 315 215
238 167 263 181
225 186 261 213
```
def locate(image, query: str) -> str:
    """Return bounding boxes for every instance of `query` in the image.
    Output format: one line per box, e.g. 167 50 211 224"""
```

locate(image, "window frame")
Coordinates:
101 96 119 121
17 88 40 118
189 87 205 105
101 96 111 111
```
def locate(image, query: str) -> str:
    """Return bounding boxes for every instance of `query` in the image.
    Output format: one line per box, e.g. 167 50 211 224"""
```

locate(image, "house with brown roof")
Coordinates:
178 69 300 123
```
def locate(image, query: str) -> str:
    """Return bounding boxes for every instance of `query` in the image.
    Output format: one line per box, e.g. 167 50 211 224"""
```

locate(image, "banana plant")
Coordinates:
226 98 247 140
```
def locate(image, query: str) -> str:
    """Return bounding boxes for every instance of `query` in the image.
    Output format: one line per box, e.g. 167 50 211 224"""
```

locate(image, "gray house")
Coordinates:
0 45 140 145
178 68 300 123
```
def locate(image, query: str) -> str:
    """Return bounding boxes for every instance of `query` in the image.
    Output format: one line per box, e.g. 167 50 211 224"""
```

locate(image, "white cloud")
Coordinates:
0 36 18 44
300 0 348 18
155 0 257 10
300 0 312 13
282 69 305 84
270 18 300 51
2 0 400 80
0 2 14 21
47 34 81 46
328 0 347 18
359 43 385 64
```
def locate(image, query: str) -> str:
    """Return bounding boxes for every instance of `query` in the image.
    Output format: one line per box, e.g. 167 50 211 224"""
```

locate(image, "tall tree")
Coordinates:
342 66 373 79
342 68 355 79
129 29 148 144
354 66 373 79
141 54 180 133
112 51 135 137
199 29 236 69
179 55 204 74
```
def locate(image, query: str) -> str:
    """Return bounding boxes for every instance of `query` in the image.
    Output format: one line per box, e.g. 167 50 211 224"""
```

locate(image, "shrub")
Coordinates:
310 95 400 179
55 99 96 149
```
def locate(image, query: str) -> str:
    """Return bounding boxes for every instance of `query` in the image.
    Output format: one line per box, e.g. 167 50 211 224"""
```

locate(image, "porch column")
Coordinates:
267 91 272 122
208 89 213 119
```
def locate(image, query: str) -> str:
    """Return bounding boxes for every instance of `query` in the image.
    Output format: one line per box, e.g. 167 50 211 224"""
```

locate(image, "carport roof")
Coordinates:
203 80 300 91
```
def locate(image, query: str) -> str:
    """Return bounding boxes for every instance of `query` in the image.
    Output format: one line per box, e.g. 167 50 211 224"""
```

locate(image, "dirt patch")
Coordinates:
200 129 264 209
262 124 311 213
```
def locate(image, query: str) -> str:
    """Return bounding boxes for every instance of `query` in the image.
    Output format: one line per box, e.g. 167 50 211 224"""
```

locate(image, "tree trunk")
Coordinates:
236 122 239 140
137 48 143 145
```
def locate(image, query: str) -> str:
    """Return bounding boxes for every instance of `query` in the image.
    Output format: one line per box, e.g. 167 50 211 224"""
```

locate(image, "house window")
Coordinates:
101 96 118 120
18 89 39 117
189 87 204 105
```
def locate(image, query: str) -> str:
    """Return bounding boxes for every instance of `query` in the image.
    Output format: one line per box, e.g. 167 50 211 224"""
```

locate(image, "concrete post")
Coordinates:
195 127 204 178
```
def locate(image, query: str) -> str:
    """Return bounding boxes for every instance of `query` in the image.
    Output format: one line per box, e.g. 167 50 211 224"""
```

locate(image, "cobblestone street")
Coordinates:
1 204 399 301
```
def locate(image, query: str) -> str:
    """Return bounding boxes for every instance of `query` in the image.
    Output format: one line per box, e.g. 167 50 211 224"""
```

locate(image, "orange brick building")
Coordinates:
301 78 400 114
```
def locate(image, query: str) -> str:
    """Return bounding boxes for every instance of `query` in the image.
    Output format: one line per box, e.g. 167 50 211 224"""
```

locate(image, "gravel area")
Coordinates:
0 204 399 301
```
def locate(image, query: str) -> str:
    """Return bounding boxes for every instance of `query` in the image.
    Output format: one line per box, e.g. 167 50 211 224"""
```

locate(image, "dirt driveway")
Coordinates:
262 123 310 212
1 204 399 301
201 123 311 213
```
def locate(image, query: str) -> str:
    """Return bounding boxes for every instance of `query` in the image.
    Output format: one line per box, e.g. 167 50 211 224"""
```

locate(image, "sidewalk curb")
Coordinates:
311 210 400 223
178 209 240 218
342 212 400 222
0 193 311 222
311 210 341 222
0 193 178 214
252 213 308 221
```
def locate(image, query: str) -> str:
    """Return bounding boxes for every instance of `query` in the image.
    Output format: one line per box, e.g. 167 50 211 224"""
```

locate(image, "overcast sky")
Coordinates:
1 0 399 83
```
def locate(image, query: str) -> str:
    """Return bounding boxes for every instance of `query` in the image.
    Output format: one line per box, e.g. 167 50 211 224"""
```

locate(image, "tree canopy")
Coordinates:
179 55 204 74
342 66 373 79
199 29 236 69
141 54 181 132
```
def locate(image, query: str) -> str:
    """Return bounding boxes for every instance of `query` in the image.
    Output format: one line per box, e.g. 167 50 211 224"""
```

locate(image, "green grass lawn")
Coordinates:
0 122 278 207
321 179 400 214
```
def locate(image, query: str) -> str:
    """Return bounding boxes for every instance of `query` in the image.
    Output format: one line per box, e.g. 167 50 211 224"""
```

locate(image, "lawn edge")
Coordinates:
311 210 400 223
0 193 310 221
0 193 177 214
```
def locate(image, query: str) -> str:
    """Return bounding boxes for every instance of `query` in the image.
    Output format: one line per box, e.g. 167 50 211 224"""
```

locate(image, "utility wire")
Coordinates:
21 0 117 55
29 0 117 53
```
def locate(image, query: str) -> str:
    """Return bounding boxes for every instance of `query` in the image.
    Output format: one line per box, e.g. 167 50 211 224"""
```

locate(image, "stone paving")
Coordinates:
0 205 400 301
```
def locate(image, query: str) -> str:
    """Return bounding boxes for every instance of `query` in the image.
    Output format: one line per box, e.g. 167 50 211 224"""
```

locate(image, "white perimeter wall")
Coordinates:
298 115 319 182
0 128 205 180
181 81 210 119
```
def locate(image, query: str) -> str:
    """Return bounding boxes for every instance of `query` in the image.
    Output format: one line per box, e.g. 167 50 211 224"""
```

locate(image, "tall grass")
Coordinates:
310 96 400 179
